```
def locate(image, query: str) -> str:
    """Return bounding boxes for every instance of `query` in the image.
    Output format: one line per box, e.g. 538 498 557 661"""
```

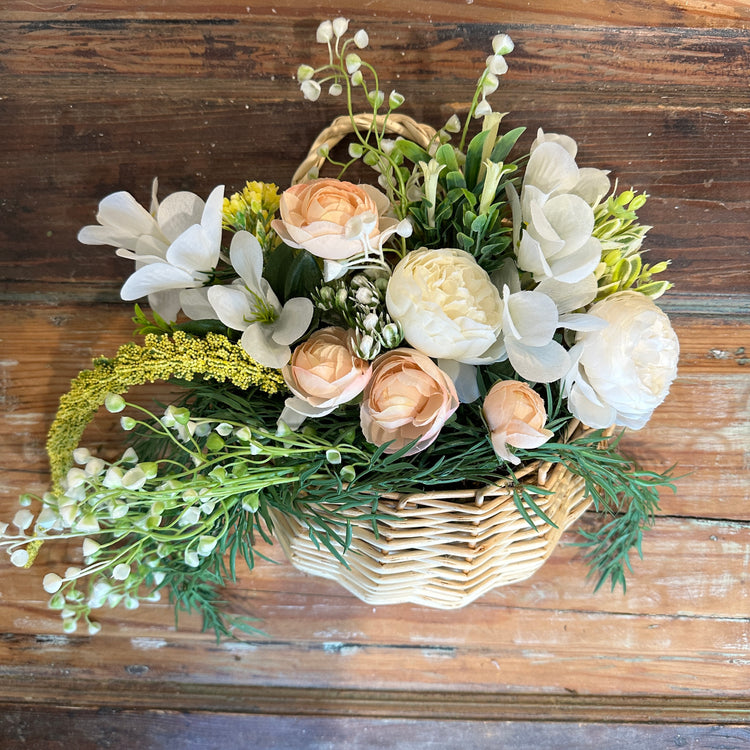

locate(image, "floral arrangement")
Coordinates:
1 20 679 638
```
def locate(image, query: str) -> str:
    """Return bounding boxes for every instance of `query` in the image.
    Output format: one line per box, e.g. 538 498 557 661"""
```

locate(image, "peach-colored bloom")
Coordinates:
283 327 371 418
360 348 459 456
483 380 553 464
271 178 391 260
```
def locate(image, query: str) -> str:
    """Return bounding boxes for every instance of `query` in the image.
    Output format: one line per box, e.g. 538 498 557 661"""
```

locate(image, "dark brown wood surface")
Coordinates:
1 1 749 747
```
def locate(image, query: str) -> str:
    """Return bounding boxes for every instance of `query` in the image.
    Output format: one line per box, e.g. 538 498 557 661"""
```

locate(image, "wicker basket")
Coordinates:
271 116 596 608
272 414 597 608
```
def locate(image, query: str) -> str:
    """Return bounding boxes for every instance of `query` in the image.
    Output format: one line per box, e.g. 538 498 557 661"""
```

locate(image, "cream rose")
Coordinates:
566 291 679 429
385 248 504 363
270 178 391 260
281 327 371 428
360 348 459 456
483 380 553 464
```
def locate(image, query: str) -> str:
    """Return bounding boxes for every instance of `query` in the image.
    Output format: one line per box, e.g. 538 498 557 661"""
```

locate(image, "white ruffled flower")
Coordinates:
565 291 679 429
386 248 505 364
207 231 313 368
117 185 224 321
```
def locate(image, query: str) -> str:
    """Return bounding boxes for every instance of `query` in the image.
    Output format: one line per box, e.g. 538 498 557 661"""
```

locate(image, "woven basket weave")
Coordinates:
272 116 595 608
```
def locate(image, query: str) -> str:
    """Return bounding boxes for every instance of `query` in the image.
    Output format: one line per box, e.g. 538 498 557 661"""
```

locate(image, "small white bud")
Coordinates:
184 549 200 568
75 513 100 533
326 448 342 465
381 323 402 348
10 549 29 567
328 82 343 96
363 312 379 331
112 563 131 581
65 566 82 579
62 619 78 634
235 426 253 442
84 457 106 476
348 142 364 159
316 20 333 43
474 98 493 118
109 500 129 519
13 508 34 531
82 537 101 557
43 572 63 593
296 64 314 81
486 54 509 76
120 416 137 431
122 466 148 491
103 466 123 489
73 447 92 464
350 70 364 87
87 620 102 636
197 536 218 557
178 506 201 527
481 72 499 97
65 468 87 489
345 53 362 74
215 422 233 436
354 29 369 48
332 17 349 38
301 79 321 101
104 393 126 413
388 90 405 108
492 33 514 55
121 447 139 464
444 114 461 133
35 506 59 531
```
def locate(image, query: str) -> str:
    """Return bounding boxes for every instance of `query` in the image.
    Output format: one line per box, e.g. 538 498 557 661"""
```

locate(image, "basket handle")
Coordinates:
292 113 438 184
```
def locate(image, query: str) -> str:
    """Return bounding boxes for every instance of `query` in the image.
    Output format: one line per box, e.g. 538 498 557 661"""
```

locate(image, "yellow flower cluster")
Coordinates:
222 181 281 248
46 331 285 489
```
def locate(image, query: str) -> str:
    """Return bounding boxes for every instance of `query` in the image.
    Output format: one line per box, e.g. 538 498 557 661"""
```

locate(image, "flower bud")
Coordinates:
354 29 369 48
43 572 63 593
332 17 349 38
388 90 405 108
82 537 101 557
112 563 131 581
13 508 34 531
328 82 343 96
316 20 333 43
104 393 126 413
73 447 92 464
301 79 321 102
10 549 29 567
346 53 362 74
197 536 218 556
492 33 514 55
296 64 314 81
120 416 136 431
184 549 200 568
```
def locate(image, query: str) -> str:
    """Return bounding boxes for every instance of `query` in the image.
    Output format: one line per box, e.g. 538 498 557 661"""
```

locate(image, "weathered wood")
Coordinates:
1 0 749 734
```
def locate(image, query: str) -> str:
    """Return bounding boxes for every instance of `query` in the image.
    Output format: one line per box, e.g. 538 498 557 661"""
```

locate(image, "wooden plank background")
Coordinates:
1 1 749 746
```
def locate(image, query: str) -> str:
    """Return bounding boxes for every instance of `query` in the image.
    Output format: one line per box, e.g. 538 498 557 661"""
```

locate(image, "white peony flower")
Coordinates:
385 248 505 364
207 231 313 369
565 291 679 429
118 185 225 321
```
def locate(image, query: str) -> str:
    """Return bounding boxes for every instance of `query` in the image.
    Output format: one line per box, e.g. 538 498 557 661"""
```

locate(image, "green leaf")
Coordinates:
435 143 460 173
490 126 526 163
445 170 467 191
263 243 295 301
393 139 431 165
284 249 322 301
464 130 491 190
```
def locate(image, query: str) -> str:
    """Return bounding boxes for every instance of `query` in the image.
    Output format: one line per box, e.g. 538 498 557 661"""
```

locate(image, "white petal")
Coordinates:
229 231 264 292
572 168 611 206
506 336 570 383
531 129 578 158
96 191 160 235
558 312 609 332
121 263 199 300
517 232 553 278
180 288 219 320
524 141 579 196
148 290 182 323
272 297 314 346
568 380 615 429
548 235 602 284
200 185 225 251
534 275 597 313
166 223 218 276
438 360 480 403
207 285 252 331
506 290 559 346
156 191 205 242
541 194 594 255
241 323 291 368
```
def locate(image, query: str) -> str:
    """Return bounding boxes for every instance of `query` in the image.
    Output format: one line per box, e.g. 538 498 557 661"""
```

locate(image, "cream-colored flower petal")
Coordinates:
156 191 205 242
534 275 597 313
147 290 181 323
531 129 578 159
547 235 602 283
505 336 570 383
200 184 225 251
241 323 291 368
207 285 252 331
505 289 558 346
95 191 161 236
524 141 579 196
272 297 314 346
571 167 611 206
121 263 198 301
165 223 217 277
229 230 264 292
179 288 218 320
538 193 594 256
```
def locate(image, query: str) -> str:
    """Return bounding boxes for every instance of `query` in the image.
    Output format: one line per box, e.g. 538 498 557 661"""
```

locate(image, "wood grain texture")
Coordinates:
1 0 749 739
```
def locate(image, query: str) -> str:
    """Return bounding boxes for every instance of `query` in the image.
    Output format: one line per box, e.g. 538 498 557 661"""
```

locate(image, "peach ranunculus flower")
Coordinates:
270 178 394 261
360 348 459 456
482 380 554 464
280 327 372 429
